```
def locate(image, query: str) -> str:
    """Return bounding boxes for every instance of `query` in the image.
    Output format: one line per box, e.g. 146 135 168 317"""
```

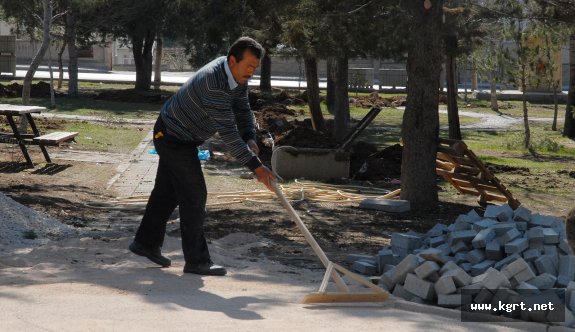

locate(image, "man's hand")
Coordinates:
247 139 260 156
254 165 277 192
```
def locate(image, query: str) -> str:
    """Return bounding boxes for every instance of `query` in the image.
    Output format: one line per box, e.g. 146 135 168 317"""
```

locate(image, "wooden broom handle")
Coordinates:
271 181 348 291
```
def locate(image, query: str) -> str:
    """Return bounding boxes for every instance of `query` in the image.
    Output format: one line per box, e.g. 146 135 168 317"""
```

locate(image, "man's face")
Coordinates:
228 50 260 85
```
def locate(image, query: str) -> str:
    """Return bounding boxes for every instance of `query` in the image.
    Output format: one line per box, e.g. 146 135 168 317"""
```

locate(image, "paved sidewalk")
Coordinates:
30 119 568 332
107 129 158 197
95 131 570 332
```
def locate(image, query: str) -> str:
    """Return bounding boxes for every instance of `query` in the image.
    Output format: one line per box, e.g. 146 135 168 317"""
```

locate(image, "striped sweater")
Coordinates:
159 56 261 171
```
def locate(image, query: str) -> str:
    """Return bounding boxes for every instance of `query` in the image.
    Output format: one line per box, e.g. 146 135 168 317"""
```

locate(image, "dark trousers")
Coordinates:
134 120 210 265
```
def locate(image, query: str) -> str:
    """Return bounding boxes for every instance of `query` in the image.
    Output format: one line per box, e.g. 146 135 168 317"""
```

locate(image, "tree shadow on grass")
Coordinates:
512 153 575 164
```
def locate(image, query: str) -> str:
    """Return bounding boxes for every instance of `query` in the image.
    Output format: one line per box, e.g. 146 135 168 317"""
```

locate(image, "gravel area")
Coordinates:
0 192 77 246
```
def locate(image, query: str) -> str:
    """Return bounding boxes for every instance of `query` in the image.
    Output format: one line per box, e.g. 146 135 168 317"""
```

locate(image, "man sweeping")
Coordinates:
129 37 276 276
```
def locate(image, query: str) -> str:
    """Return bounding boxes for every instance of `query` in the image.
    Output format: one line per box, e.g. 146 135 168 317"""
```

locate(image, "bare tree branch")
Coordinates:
21 5 44 25
52 11 69 22
348 1 373 14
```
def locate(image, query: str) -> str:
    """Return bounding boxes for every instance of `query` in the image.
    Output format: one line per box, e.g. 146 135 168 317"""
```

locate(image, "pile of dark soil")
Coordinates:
349 141 379 176
349 92 406 109
251 100 405 181
353 144 403 181
274 120 337 149
253 104 298 135
0 81 53 98
485 163 530 175
273 89 307 106
94 89 171 104
249 89 306 110
34 117 67 130
558 170 575 178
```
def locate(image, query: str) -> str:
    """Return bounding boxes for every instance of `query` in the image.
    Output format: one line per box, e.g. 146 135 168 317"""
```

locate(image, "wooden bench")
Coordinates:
32 131 78 146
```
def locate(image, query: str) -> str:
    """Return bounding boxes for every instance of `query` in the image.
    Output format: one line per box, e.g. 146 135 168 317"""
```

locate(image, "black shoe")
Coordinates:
184 260 227 276
129 241 171 267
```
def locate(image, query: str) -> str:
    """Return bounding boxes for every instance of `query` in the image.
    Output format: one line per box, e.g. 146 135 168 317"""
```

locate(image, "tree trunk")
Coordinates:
132 29 155 91
326 57 336 115
304 57 326 132
22 0 52 105
259 53 272 95
440 64 446 92
66 7 78 98
552 87 558 131
48 48 55 108
471 65 478 91
490 70 499 112
521 63 531 149
463 68 468 102
564 34 575 138
153 35 163 90
400 0 443 211
446 38 461 140
57 39 67 90
543 33 559 132
333 57 349 143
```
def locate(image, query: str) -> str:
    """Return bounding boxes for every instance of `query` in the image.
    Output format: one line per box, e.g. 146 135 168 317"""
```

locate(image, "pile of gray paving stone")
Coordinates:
348 204 575 326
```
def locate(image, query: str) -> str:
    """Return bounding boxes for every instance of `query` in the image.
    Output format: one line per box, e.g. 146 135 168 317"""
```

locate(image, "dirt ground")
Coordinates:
1 87 574 271
0 143 480 272
0 148 575 269
2 144 572 274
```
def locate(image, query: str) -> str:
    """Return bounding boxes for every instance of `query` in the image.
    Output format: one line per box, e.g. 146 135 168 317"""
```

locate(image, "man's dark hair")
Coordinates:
227 37 264 62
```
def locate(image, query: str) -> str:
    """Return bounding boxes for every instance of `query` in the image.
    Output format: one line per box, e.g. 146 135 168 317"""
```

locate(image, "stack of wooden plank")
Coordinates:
435 138 520 209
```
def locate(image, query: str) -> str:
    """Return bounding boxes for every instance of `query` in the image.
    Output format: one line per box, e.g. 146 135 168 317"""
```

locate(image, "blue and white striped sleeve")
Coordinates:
202 87 261 170
233 86 257 142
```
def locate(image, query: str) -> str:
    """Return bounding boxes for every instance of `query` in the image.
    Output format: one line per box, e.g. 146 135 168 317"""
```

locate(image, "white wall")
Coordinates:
0 22 12 35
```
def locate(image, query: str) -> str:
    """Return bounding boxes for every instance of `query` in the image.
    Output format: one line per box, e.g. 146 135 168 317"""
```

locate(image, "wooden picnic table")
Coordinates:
0 104 77 167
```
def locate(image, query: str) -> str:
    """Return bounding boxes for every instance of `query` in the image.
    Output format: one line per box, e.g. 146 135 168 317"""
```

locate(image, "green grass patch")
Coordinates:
347 91 407 98
477 155 571 172
459 100 562 119
463 124 574 155
0 97 160 120
58 121 148 154
305 104 483 128
461 126 575 173
0 78 180 93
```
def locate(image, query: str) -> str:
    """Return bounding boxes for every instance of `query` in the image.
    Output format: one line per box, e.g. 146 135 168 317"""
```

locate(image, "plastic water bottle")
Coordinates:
198 149 211 161
150 148 209 161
